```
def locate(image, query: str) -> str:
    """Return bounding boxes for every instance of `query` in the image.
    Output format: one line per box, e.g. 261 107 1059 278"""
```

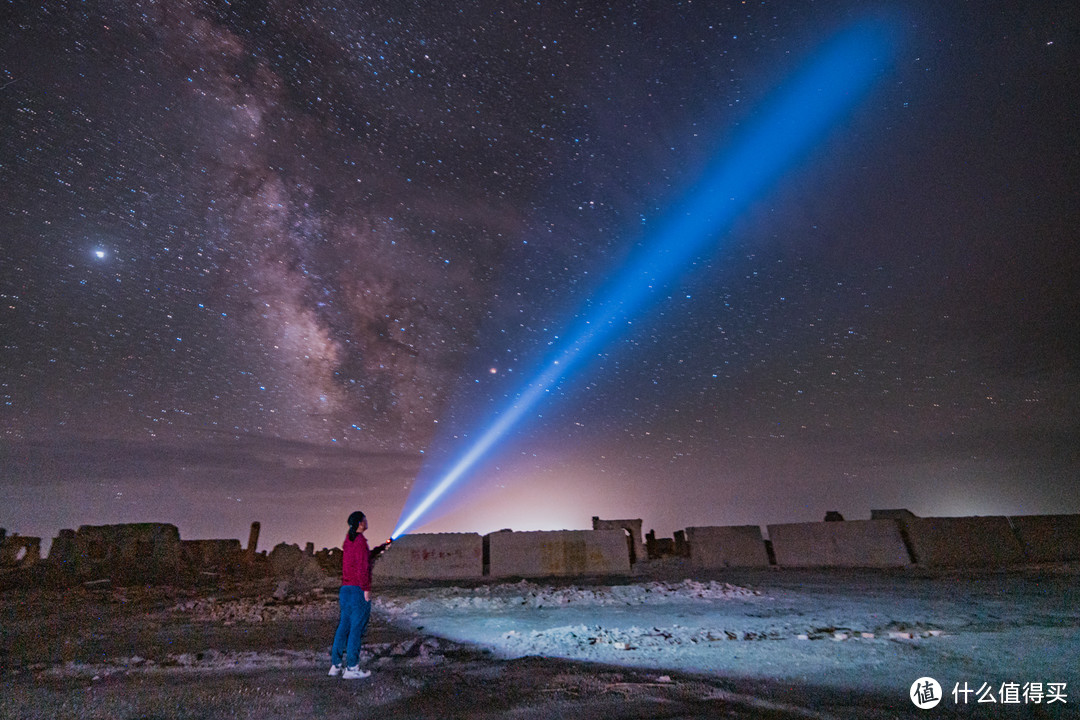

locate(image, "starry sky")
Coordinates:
2 0 1077 551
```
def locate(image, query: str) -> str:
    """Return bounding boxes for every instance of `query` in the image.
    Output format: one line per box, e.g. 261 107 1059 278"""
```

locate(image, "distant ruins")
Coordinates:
1 511 1078 587
0 521 267 584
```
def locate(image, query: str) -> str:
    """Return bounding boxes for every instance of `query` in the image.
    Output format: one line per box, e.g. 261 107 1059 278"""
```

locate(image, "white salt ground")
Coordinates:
152 568 1079 707
375 570 1080 701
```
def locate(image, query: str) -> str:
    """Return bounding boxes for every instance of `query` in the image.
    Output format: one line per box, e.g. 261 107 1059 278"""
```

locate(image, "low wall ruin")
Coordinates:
0 534 41 568
685 525 770 568
3 510 1078 586
373 533 483 580
768 519 911 568
1009 514 1080 564
899 515 1025 568
591 517 645 565
487 529 631 578
67 523 184 581
182 539 244 572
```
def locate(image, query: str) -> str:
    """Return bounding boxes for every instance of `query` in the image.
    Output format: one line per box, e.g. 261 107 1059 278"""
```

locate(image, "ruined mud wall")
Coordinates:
0 534 41 568
5 510 1079 587
768 520 911 568
686 512 1080 570
1009 514 1080 563
68 523 184 582
685 526 770 568
487 529 631 578
182 539 244 572
898 515 1025 568
591 517 645 565
373 533 483 580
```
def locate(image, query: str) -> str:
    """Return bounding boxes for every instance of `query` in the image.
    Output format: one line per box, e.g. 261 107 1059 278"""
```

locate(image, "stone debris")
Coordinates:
378 579 760 616
34 638 456 679
491 620 945 659
171 593 337 623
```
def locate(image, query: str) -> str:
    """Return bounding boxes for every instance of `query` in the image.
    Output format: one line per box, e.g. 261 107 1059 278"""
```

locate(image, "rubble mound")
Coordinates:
172 592 336 623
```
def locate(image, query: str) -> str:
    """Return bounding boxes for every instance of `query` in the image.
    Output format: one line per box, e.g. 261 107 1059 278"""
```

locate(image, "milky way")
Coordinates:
2 0 1078 544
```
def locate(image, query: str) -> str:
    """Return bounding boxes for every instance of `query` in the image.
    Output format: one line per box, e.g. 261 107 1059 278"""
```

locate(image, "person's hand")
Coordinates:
364 590 371 602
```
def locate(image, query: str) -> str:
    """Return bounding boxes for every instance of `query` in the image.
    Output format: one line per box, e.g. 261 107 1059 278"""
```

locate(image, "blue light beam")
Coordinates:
393 19 898 540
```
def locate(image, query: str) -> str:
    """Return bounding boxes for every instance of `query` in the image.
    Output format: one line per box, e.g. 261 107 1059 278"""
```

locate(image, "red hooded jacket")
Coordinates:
341 531 371 591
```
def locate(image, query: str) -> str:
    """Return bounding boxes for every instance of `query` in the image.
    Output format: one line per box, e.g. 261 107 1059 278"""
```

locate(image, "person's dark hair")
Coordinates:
347 511 365 542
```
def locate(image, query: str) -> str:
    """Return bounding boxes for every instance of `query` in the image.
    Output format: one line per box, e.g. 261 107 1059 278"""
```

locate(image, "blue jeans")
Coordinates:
330 586 371 667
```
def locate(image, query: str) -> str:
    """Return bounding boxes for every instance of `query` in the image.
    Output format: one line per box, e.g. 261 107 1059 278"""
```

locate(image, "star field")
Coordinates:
1 0 1078 544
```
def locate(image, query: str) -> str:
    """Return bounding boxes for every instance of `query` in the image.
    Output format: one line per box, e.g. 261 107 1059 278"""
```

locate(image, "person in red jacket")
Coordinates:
328 510 373 679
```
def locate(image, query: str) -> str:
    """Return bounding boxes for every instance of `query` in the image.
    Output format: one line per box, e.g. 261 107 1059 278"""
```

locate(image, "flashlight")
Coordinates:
369 538 393 562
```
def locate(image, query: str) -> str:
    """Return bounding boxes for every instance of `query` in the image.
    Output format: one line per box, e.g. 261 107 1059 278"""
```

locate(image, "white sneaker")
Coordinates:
328 664 342 677
342 665 371 679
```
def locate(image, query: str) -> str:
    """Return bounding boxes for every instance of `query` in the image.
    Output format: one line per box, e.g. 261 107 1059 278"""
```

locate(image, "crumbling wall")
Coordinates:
900 516 1025 568
686 525 770 568
268 542 305 576
645 530 675 559
0 534 41 568
591 517 645 565
182 539 244 572
267 541 330 594
70 523 183 582
12 509 1079 590
768 520 911 567
315 547 342 577
373 533 483 580
48 529 76 567
1009 514 1080 563
487 529 631 578
247 521 261 556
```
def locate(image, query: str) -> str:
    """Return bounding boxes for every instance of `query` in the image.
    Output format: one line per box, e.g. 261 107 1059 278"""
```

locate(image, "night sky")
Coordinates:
2 0 1077 551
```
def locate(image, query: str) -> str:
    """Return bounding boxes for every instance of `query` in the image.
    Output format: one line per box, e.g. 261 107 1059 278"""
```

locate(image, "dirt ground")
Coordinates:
1 567 1076 719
